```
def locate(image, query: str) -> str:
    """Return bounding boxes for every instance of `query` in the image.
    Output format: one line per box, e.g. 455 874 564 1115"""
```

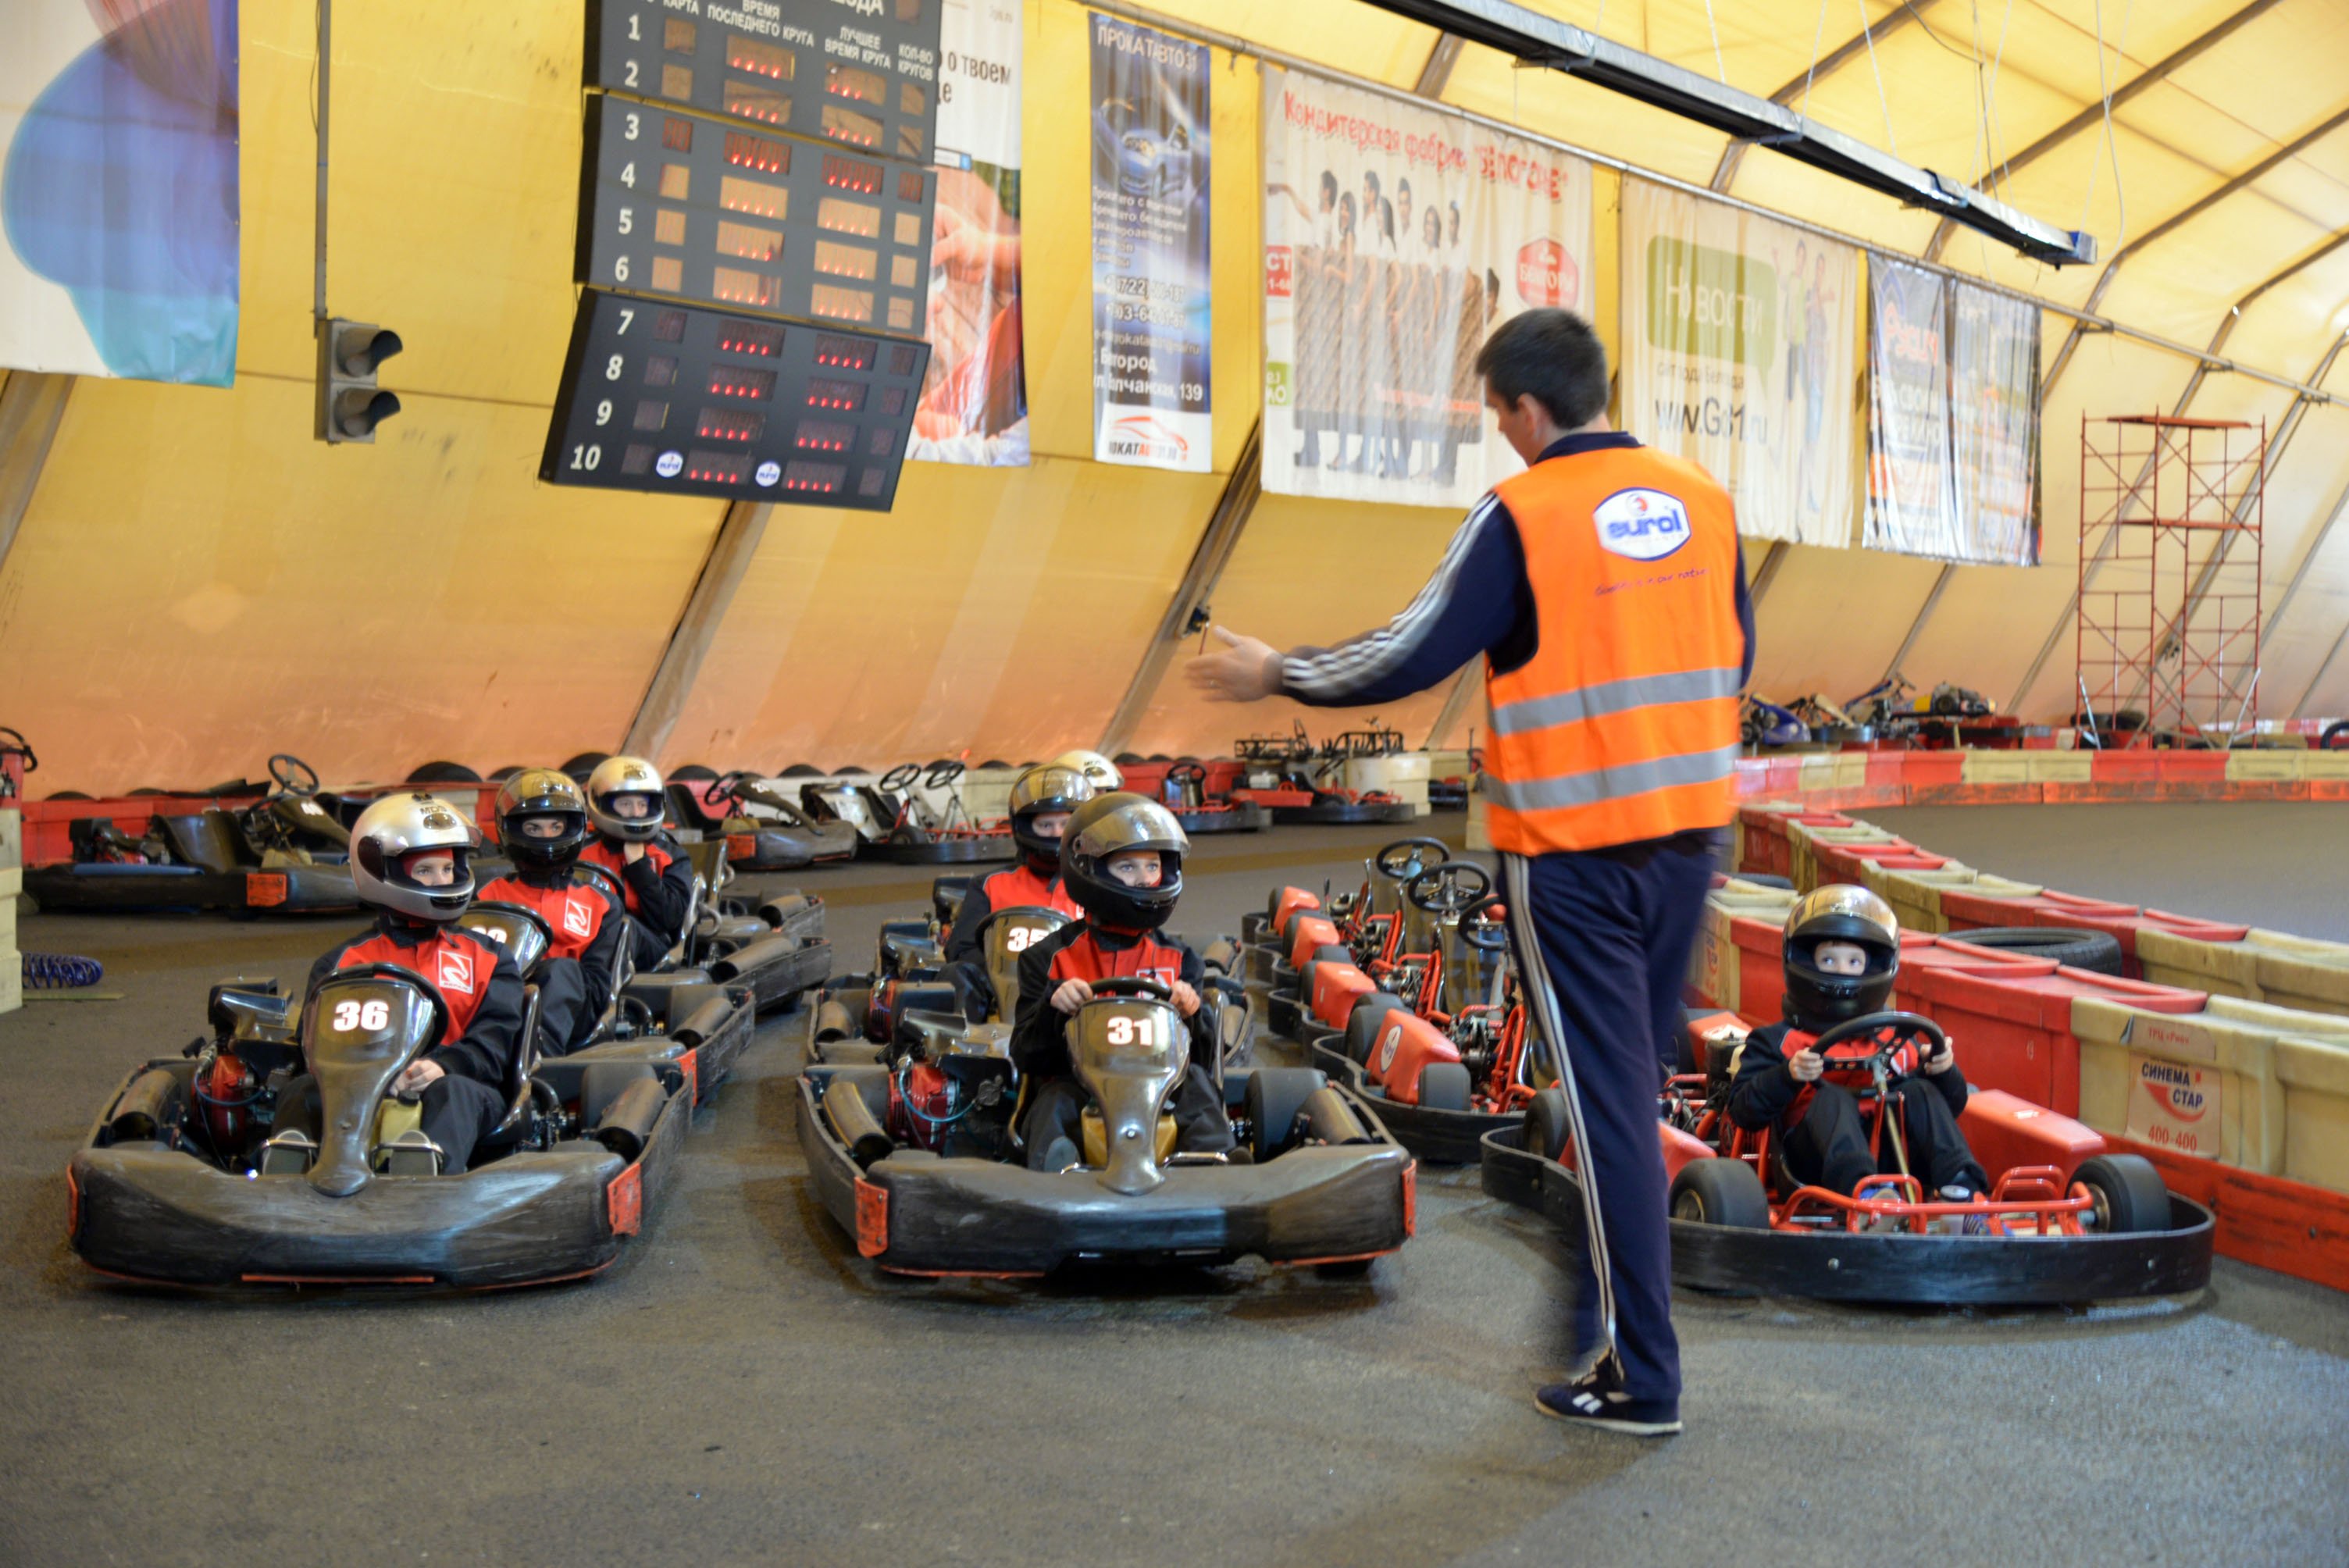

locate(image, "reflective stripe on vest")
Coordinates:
1483 445 1744 854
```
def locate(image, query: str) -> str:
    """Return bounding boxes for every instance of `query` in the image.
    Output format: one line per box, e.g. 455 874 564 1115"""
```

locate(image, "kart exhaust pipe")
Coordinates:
758 893 825 939
708 932 802 988
813 999 858 1043
590 1075 667 1162
823 1077 896 1169
108 1069 184 1143
1296 1085 1374 1146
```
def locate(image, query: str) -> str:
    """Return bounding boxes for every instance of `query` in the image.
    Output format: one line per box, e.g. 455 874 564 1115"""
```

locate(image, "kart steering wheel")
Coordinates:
1457 893 1511 952
315 961 452 1047
268 753 321 796
1406 860 1491 915
573 862 626 903
1804 1010 1946 1078
1089 976 1173 1002
878 763 921 793
1166 761 1207 786
1375 837 1450 879
923 759 965 789
715 769 764 807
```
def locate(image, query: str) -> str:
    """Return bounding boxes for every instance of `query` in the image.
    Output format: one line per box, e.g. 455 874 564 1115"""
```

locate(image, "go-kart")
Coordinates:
1741 697 1811 750
1261 842 1536 1163
1480 1009 2215 1304
664 768 860 871
66 958 707 1289
1787 694 1873 747
798 761 1016 864
25 754 363 916
1149 760 1271 835
800 975 1414 1276
572 852 831 1047
1229 725 1417 826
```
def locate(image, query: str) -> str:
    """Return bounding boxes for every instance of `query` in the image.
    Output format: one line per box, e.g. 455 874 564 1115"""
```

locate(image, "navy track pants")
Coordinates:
1500 835 1716 1405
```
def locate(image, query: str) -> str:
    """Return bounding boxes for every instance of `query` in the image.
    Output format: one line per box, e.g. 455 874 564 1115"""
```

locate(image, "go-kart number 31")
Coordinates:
1104 1014 1167 1046
331 1000 391 1032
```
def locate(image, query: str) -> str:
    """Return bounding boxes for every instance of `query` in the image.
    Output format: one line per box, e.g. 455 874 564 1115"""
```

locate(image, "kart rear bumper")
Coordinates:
26 861 358 915
1270 801 1417 826
1172 803 1272 834
1479 1126 2215 1304
798 1071 1412 1274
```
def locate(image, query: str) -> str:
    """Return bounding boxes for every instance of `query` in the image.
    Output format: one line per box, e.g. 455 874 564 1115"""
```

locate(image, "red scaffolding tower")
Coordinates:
2076 414 2265 745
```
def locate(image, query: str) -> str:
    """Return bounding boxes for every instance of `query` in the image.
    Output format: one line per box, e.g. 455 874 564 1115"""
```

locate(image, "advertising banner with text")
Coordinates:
1260 65 1593 509
1619 180 1857 547
1089 12 1211 473
910 0 1029 467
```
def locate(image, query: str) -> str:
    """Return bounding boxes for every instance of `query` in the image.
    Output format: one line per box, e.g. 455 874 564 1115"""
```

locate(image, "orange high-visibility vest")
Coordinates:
1483 444 1744 854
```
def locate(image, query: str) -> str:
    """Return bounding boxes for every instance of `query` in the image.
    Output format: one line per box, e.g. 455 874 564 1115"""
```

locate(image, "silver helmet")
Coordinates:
585 755 666 843
350 792 479 923
1052 749 1123 793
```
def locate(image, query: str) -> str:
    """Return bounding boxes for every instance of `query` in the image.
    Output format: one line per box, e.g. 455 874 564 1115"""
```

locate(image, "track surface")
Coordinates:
5 817 2347 1565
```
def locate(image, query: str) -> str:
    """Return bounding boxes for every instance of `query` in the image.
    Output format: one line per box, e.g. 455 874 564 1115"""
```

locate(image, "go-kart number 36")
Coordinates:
331 999 391 1032
1104 1014 1167 1046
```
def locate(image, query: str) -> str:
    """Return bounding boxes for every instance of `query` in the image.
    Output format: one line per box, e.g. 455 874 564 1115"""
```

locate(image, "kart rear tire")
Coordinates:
672 764 719 782
2322 721 2349 751
489 765 525 781
580 1061 658 1126
1736 872 1795 891
1527 1087 1572 1162
1417 1061 1471 1112
561 751 610 782
1670 1158 1770 1228
1346 993 1406 1064
406 761 481 783
1246 1068 1325 1162
2074 1153 2169 1234
1949 926 2123 976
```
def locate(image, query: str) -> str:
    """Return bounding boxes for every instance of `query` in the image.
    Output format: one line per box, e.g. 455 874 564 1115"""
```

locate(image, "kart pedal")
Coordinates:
256 1129 317 1175
376 1128 447 1177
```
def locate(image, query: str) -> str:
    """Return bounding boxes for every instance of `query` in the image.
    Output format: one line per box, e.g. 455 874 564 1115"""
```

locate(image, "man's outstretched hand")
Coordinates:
1184 625 1284 704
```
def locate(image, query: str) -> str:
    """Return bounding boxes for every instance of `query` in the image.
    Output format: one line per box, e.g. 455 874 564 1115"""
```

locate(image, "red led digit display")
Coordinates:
879 386 908 417
717 319 785 357
813 335 875 370
810 284 875 323
718 174 786 219
686 449 747 483
726 36 794 80
805 378 868 412
723 83 789 125
652 308 688 342
697 408 765 443
723 130 790 173
897 169 928 203
715 219 784 262
708 365 777 401
662 116 693 151
815 197 880 238
822 153 883 194
825 62 888 105
785 461 847 494
794 419 853 452
711 265 782 308
822 104 884 148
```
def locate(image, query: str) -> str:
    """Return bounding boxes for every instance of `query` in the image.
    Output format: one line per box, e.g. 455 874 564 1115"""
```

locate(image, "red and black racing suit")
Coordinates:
580 832 696 970
942 860 1082 1020
1726 1020 1987 1198
285 919 526 1171
1010 921 1234 1170
478 869 627 1054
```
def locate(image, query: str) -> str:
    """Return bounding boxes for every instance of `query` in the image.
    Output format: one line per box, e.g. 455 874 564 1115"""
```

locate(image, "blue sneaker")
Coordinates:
1533 1363 1682 1437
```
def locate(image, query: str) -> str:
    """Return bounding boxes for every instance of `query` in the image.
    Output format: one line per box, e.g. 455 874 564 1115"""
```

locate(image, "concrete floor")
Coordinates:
4 817 2347 1565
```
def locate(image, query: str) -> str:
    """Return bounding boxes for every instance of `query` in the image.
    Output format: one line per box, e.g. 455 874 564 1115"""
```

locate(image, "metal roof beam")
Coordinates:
1353 0 2094 263
1710 5 1924 193
1923 0 2287 261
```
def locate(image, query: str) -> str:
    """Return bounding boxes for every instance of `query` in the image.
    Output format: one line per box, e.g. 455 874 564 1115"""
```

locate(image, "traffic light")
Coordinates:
316 319 403 443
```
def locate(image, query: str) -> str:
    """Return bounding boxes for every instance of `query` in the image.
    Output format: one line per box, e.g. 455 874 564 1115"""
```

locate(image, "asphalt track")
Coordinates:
4 814 2346 1565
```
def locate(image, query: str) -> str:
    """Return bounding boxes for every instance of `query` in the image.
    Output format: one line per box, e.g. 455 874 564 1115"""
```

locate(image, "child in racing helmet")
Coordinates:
940 762 1094 1020
1010 793 1236 1170
1051 749 1124 793
577 755 697 970
283 793 526 1174
478 769 629 1056
1725 885 1989 1209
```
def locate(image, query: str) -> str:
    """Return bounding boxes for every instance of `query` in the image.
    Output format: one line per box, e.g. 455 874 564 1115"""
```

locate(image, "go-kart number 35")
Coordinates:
331 1000 391 1032
1003 925 1046 952
1104 1014 1167 1046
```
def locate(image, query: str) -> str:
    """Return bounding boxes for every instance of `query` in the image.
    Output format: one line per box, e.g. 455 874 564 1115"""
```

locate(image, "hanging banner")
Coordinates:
1619 180 1856 547
1260 66 1594 508
1088 13 1211 472
1948 280 2041 565
0 0 241 385
1863 257 1955 558
1865 257 2042 565
910 0 1028 467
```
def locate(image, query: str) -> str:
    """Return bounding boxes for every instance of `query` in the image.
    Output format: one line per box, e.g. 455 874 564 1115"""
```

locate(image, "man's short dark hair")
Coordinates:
1475 308 1609 429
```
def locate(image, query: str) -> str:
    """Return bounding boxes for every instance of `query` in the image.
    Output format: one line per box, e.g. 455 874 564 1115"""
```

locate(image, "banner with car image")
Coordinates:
1089 12 1211 473
1618 180 1858 547
909 0 1029 467
1259 65 1593 508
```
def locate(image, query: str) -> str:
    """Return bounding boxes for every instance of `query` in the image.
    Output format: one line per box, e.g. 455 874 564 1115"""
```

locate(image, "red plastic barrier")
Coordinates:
1810 838 1944 886
1900 961 2206 1117
1735 807 1850 880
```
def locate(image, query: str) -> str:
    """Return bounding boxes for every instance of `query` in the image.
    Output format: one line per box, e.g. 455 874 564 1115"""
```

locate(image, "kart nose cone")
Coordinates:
309 1159 370 1198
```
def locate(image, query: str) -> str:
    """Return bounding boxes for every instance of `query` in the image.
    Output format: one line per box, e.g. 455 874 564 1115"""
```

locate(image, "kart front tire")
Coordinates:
1346 993 1406 1065
1670 1158 1770 1228
2074 1153 2170 1234
1245 1068 1325 1163
1527 1087 1572 1162
1417 1061 1471 1112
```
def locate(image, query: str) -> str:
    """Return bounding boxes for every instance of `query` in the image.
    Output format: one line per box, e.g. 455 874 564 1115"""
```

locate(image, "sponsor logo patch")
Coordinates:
564 896 594 939
437 948 476 996
1592 487 1691 562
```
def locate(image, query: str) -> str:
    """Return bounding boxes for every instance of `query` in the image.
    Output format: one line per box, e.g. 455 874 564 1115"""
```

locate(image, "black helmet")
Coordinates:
1781 884 1900 1031
585 755 665 843
497 768 589 871
1060 793 1189 934
1007 764 1094 871
351 793 479 924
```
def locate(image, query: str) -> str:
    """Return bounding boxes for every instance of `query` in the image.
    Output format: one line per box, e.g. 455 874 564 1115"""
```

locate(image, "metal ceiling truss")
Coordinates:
1352 0 2094 263
1709 4 1925 194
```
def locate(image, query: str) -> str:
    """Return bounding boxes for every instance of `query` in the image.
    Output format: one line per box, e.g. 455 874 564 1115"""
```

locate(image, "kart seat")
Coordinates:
159 811 250 871
665 782 725 834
